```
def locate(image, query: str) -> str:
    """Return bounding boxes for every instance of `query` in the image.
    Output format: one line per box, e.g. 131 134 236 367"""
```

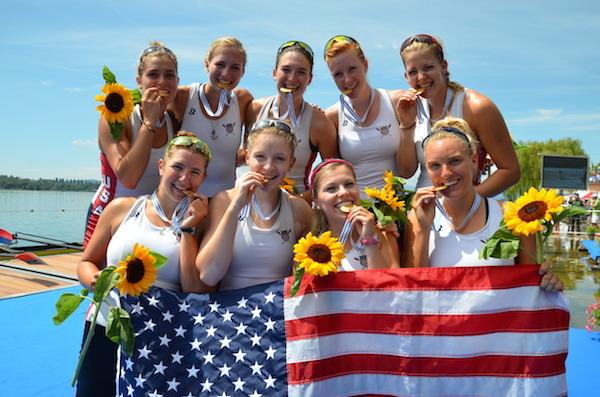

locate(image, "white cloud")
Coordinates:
40 80 53 86
509 108 563 124
72 139 96 147
65 87 83 93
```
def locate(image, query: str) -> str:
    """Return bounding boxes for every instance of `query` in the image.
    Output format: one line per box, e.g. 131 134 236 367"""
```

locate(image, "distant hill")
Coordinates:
0 175 100 192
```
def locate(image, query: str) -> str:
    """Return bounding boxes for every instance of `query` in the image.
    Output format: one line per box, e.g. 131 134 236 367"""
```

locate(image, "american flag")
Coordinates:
118 265 569 397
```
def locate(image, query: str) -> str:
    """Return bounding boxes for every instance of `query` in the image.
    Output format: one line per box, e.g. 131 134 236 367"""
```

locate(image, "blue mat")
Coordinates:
0 286 598 396
581 239 600 261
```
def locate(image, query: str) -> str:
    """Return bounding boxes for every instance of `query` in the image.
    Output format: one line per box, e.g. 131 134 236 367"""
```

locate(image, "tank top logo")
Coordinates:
377 124 391 138
277 228 292 245
224 122 236 136
189 108 196 115
354 254 368 269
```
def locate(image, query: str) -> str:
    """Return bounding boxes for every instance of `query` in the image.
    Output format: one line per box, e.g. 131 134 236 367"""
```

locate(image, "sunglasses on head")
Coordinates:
323 35 362 60
168 135 212 160
422 126 470 149
251 119 293 134
278 40 314 61
139 45 176 61
400 33 444 55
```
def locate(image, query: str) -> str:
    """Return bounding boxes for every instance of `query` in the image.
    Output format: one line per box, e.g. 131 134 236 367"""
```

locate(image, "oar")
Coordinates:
7 230 83 250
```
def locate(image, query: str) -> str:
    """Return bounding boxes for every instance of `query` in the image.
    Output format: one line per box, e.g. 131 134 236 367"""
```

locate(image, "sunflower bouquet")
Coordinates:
361 170 412 227
53 243 166 386
291 231 345 296
95 66 141 140
481 187 586 262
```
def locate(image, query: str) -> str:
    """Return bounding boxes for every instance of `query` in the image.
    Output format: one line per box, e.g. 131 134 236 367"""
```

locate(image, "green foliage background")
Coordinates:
504 138 587 201
0 175 99 191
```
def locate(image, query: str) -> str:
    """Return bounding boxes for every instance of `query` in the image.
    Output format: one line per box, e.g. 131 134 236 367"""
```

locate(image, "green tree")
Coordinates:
504 138 586 200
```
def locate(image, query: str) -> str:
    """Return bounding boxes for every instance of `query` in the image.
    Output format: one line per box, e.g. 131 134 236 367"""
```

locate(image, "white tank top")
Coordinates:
114 105 175 198
220 190 296 290
256 96 315 192
338 89 401 198
428 197 514 267
181 82 243 197
414 89 466 188
87 196 182 325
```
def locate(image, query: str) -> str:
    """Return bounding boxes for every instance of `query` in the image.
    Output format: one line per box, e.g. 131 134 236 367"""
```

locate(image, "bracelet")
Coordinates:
180 227 195 235
356 234 380 251
360 234 380 246
400 121 416 130
142 119 156 134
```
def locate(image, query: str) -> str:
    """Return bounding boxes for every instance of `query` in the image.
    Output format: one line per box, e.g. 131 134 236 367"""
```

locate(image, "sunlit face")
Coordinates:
326 51 368 98
403 49 448 98
246 133 295 190
273 51 312 98
137 55 179 104
158 149 207 200
314 165 359 219
205 47 245 90
424 137 477 197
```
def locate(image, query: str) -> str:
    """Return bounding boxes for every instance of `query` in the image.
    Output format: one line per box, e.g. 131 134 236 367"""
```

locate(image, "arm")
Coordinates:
309 107 339 159
324 105 339 135
402 188 437 267
178 194 214 293
168 85 191 126
463 90 520 197
289 194 314 239
347 205 398 268
99 87 166 189
237 88 255 165
196 172 264 286
390 89 419 179
77 198 133 290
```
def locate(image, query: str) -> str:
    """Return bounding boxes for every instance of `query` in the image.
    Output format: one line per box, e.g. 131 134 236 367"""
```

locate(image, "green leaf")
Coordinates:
106 307 134 355
93 267 119 303
130 89 142 105
290 267 305 297
554 206 587 224
480 225 520 259
53 290 88 325
102 66 117 84
150 251 168 268
109 122 123 140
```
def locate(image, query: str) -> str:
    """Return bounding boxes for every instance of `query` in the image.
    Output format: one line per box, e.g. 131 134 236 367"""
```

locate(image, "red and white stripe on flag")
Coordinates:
283 265 569 397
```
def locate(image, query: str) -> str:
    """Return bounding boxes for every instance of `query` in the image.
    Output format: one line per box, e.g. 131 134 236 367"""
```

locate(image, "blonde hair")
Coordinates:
205 37 247 69
247 125 297 155
427 117 479 155
311 161 356 235
137 41 178 76
325 40 366 63
400 40 463 92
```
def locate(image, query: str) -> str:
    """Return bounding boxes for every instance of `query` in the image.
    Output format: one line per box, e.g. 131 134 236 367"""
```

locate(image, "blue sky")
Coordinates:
2 0 599 180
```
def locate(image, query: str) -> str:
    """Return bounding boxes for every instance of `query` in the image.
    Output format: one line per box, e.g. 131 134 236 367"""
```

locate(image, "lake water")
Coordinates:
0 189 598 328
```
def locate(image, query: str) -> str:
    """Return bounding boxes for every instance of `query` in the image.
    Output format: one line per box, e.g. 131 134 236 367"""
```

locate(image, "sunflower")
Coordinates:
280 177 299 195
364 186 405 213
293 231 345 277
503 187 564 236
114 243 158 296
383 170 395 189
95 83 135 124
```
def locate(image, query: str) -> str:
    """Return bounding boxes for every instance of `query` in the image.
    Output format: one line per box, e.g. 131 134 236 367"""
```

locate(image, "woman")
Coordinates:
246 40 338 198
76 132 213 397
196 119 313 290
84 41 181 246
310 158 400 270
396 34 520 196
323 35 407 198
171 37 253 198
403 117 562 292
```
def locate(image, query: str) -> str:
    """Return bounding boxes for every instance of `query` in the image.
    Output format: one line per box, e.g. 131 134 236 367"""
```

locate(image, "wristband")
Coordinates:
356 234 380 251
142 119 156 134
180 227 195 235
400 121 416 130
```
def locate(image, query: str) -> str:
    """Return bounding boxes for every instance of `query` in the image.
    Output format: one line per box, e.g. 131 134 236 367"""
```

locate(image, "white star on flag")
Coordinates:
218 363 232 377
203 350 215 364
171 351 183 364
250 361 263 376
186 365 199 378
237 296 248 308
153 361 167 375
264 345 277 359
219 335 232 349
235 322 248 335
233 348 247 362
158 334 171 347
250 333 261 347
178 300 191 312
137 345 151 359
166 378 180 391
174 325 186 337
264 374 276 388
264 291 276 303
193 312 205 325
190 338 202 351
200 378 213 392
209 301 220 312
233 377 246 391
222 309 234 322
250 306 262 319
161 310 173 322
264 317 276 331
147 295 159 307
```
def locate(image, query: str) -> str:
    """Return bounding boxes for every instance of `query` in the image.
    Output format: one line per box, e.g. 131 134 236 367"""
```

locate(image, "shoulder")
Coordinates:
234 87 254 103
324 103 339 121
463 88 499 115
288 193 312 218
102 197 138 222
386 88 407 104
